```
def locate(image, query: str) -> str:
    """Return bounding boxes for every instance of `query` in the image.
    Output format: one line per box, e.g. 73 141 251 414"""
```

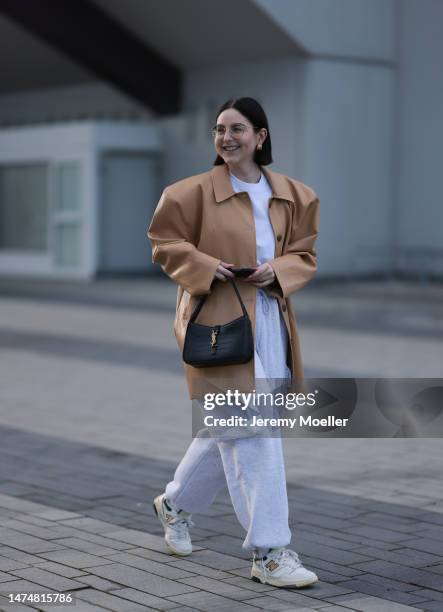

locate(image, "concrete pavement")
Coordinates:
0 276 442 611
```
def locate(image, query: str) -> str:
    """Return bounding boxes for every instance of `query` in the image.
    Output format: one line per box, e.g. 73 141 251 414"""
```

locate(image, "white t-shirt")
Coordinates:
229 171 274 266
229 170 291 380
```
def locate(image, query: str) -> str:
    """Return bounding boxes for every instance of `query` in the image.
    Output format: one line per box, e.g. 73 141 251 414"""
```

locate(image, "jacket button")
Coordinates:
281 304 287 312
276 234 282 242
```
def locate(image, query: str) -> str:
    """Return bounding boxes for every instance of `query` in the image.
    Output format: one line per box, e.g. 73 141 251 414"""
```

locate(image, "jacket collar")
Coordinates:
211 163 295 204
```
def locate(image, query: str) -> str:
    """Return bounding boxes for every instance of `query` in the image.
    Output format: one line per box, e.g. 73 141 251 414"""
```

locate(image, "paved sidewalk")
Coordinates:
0 277 442 611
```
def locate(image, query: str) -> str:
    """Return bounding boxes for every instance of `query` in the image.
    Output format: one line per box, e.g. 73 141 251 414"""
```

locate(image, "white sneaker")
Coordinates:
251 547 319 587
153 493 194 556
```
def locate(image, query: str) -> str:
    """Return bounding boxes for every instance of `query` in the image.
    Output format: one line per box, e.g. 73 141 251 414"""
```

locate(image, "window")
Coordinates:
0 163 48 251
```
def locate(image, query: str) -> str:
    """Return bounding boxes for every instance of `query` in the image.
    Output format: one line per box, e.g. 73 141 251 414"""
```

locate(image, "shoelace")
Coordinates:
280 548 303 569
169 515 195 535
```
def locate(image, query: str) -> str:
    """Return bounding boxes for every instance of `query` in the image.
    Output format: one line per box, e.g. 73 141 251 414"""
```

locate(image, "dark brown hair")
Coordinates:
213 97 273 166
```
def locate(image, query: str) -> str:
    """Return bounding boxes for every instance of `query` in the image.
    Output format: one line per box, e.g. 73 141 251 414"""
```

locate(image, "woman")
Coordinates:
148 97 320 588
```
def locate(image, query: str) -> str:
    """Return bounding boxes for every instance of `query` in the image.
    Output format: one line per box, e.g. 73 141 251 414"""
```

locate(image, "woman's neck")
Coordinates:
227 162 261 184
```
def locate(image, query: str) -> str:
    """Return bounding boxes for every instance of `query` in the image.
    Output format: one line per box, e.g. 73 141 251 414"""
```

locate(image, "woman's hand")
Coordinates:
242 262 275 287
214 261 235 282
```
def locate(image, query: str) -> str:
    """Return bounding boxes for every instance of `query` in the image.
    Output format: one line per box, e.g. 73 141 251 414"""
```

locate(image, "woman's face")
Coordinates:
213 108 267 166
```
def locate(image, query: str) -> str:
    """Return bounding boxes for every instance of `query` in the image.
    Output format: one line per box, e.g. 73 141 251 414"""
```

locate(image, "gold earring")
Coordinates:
257 144 262 151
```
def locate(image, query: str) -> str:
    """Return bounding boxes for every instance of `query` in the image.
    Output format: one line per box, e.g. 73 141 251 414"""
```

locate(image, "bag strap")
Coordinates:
189 277 249 323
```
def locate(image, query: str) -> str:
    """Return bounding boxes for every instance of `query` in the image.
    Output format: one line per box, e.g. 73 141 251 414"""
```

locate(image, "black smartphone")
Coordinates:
231 267 256 278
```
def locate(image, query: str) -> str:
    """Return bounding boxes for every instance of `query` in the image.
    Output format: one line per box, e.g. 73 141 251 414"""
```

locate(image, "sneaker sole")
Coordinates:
250 572 318 588
152 499 192 557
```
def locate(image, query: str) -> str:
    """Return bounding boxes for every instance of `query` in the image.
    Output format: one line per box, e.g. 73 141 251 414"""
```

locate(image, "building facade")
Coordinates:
0 0 441 280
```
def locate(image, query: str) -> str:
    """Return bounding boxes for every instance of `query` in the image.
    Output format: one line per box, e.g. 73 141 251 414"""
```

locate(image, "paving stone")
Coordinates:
318 605 360 612
412 527 443 541
186 527 221 540
0 577 60 594
191 535 249 559
0 514 55 528
123 547 177 563
291 540 371 566
0 482 38 497
350 512 425 533
36 550 116 569
31 509 83 521
325 592 426 610
422 564 443 575
91 505 139 518
73 574 126 591
219 566 252 579
0 556 29 572
0 508 20 520
167 559 233 580
31 561 88 578
253 587 328 608
307 567 358 584
102 552 197 580
398 537 443 557
182 549 251 570
0 547 48 565
408 588 443 602
0 519 61 540
2 281 443 612
50 529 134 550
333 578 430 605
51 536 124 556
314 531 401 552
350 545 443 568
84 563 199 597
0 532 64 554
295 530 364 552
411 601 443 611
109 587 179 609
7 567 87 592
219 574 276 592
0 595 42 612
290 556 366 579
341 571 423 592
351 560 443 592
189 516 245 538
294 513 361 532
74 587 151 611
176 575 262 600
166 591 268 610
0 571 17 583
0 494 49 515
59 517 125 533
343 526 414 544
161 607 201 612
239 594 319 610
98 529 204 554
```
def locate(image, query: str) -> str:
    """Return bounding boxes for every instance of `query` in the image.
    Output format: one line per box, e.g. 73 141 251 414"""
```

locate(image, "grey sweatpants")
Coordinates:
165 289 292 555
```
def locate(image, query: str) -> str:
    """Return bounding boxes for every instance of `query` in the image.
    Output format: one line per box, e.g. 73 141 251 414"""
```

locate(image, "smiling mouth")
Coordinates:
223 146 240 151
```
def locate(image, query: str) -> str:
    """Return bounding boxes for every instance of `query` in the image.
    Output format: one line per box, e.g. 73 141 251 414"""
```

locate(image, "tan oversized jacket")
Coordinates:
147 163 319 399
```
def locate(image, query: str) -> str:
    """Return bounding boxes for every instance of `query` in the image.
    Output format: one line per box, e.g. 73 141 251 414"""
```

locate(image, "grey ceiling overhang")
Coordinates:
0 0 181 114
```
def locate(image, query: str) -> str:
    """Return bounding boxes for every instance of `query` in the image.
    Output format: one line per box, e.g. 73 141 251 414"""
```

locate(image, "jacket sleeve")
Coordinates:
266 194 320 299
147 188 221 296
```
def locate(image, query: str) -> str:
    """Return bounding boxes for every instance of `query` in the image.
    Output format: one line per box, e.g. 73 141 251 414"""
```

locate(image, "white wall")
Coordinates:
254 0 396 62
395 0 443 276
0 121 161 279
0 82 151 127
158 52 395 278
303 59 395 275
159 55 306 187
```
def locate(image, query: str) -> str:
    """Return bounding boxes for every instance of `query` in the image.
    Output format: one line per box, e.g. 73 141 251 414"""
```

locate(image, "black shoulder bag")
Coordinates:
182 278 254 368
